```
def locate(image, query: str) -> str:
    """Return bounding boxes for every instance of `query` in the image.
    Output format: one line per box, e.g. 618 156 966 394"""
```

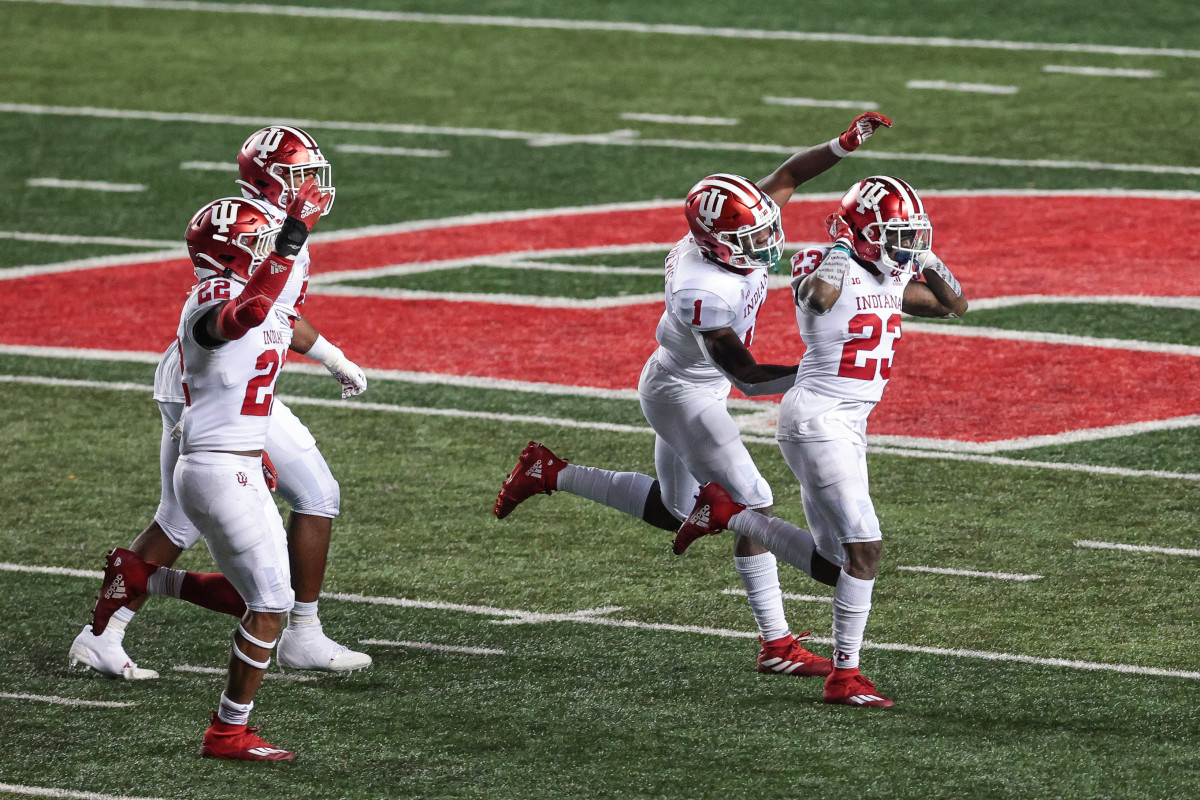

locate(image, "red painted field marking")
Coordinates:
0 195 1197 443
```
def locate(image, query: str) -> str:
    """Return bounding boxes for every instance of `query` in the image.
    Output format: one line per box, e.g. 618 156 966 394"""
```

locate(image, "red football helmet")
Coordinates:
184 197 284 282
684 173 784 270
838 175 932 273
236 125 335 214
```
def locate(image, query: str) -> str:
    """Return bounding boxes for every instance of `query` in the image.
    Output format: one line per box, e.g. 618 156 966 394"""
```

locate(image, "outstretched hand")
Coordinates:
837 111 893 153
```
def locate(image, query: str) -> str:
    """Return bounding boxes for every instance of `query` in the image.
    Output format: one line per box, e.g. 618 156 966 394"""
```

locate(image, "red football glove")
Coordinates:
837 112 893 153
286 176 330 233
826 213 856 250
261 451 278 492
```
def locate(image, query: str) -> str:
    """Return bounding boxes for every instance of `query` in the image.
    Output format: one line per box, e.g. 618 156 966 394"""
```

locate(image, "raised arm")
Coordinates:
757 112 892 208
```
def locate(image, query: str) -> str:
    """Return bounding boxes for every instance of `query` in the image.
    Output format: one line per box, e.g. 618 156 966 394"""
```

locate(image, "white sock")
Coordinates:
146 566 185 599
831 569 875 670
217 691 254 727
104 607 135 640
556 464 656 519
289 600 319 628
728 511 817 578
733 551 790 641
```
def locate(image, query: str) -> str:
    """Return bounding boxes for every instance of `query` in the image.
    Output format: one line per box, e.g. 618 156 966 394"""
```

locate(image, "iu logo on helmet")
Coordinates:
210 200 238 234
253 128 285 166
696 188 726 229
855 181 891 214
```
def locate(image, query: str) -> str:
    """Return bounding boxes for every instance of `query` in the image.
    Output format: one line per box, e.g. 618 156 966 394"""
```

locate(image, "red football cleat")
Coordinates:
201 712 295 761
823 667 894 707
672 482 746 555
91 548 152 635
493 441 568 519
757 631 833 677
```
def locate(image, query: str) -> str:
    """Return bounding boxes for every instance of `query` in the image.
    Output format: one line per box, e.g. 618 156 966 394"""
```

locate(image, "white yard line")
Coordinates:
0 561 102 579
179 160 237 171
866 415 1200 454
967 294 1200 311
359 639 507 656
861 445 1200 482
0 692 136 708
0 784 172 800
308 283 665 308
0 231 177 248
8 0 1200 59
763 96 879 110
1043 65 1161 78
4 565 1197 679
906 80 1019 94
619 112 738 126
904 322 1200 358
723 588 833 604
172 664 322 681
319 592 1200 680
896 566 1043 581
491 260 663 275
1075 540 1200 558
3 103 1198 175
1 371 1198 478
26 178 145 192
335 144 450 158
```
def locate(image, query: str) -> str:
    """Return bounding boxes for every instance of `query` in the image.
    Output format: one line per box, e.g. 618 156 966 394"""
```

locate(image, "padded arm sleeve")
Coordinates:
216 253 295 340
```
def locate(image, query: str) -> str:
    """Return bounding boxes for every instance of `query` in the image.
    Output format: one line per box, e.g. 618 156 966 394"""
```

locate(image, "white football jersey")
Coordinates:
792 244 912 403
652 235 769 383
275 242 310 319
156 241 307 404
175 276 294 453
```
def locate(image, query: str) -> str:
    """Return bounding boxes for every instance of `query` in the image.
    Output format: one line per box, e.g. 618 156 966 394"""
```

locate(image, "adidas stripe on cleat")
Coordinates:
823 667 894 707
672 482 745 555
91 548 152 636
756 632 833 677
201 712 295 761
493 441 568 519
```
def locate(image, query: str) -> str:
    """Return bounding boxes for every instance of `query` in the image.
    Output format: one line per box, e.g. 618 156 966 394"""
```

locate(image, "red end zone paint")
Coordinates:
1 194 1197 443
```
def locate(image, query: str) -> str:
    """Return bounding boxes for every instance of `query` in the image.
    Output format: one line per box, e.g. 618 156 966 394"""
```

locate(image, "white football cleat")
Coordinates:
277 624 372 672
68 624 159 680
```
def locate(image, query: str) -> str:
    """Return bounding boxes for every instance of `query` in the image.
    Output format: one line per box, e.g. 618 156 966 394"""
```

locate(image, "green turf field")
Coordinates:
1 2 1198 799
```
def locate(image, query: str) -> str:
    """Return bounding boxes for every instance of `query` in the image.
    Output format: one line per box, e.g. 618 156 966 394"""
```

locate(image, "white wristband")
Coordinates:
304 334 342 368
828 136 850 158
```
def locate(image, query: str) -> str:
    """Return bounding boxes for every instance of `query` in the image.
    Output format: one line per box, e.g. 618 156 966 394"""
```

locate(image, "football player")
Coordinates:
675 176 968 707
141 180 328 759
70 126 370 680
494 113 892 678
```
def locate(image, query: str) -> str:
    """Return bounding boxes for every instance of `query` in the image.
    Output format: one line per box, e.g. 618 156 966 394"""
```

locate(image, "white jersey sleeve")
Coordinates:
652 236 769 383
667 287 737 331
794 248 912 403
274 243 310 319
152 340 186 404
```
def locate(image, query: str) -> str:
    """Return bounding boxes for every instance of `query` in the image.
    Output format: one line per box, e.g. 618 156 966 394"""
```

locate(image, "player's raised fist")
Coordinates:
286 177 330 232
837 112 893 153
